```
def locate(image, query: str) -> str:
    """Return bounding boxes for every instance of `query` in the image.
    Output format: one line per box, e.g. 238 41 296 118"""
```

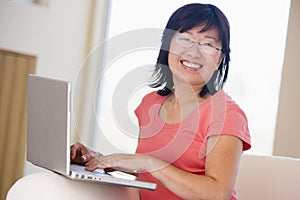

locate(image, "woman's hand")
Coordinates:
84 153 160 173
70 142 101 165
71 143 166 174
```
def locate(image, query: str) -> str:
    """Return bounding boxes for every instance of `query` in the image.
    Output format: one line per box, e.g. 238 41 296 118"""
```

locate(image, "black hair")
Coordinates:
150 3 231 97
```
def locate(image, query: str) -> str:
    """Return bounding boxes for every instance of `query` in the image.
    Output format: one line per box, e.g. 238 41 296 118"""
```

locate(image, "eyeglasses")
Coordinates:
174 33 223 55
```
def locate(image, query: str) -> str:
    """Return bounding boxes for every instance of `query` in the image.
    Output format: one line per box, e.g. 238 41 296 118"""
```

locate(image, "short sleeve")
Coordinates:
207 95 251 151
134 91 157 123
134 100 143 120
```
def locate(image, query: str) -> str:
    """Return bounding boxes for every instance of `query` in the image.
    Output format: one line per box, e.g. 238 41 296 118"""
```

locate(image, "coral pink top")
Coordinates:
135 91 251 200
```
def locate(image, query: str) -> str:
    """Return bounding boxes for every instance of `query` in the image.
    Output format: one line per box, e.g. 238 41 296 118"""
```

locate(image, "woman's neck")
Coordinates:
171 81 208 105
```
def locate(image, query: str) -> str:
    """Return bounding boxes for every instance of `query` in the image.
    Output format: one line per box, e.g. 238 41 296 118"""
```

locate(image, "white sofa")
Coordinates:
7 154 300 200
236 154 300 199
6 171 140 200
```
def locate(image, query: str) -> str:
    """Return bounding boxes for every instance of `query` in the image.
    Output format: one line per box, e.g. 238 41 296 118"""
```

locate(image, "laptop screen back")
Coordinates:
27 74 71 175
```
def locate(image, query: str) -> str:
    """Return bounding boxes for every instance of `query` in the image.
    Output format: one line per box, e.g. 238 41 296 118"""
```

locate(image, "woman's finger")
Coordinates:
81 153 95 162
85 159 108 171
70 142 89 164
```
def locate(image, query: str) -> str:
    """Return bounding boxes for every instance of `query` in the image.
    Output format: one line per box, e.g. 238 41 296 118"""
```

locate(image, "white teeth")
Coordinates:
182 61 202 69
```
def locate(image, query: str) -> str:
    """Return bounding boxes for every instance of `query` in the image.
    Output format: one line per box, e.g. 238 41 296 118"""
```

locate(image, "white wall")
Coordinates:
0 0 91 81
273 0 300 158
0 0 95 175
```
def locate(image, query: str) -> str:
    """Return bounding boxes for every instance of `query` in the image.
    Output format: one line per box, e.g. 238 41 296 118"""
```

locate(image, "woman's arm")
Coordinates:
84 135 243 200
150 135 243 200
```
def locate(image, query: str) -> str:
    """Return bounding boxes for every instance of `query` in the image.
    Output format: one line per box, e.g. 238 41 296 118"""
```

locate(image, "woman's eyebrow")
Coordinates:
204 35 218 42
184 31 193 35
183 30 219 42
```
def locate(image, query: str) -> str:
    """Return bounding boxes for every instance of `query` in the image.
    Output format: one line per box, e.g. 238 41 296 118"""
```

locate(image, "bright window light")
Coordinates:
94 0 291 155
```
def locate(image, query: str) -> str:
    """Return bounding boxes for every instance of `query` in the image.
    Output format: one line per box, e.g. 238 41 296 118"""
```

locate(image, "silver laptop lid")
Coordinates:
27 74 71 175
27 75 157 191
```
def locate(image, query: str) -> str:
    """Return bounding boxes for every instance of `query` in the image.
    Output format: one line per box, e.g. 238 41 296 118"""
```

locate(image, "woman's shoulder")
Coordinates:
206 90 247 117
217 91 249 122
135 90 168 118
141 90 169 104
213 91 243 108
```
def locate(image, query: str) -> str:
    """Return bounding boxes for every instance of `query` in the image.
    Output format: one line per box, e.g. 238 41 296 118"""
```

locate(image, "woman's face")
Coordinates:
168 26 223 89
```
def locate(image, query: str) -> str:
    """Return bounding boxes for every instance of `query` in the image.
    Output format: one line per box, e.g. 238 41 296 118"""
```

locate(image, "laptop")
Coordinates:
26 74 157 191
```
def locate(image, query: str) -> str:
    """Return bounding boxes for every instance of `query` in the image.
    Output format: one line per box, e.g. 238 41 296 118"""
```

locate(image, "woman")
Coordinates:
71 3 251 200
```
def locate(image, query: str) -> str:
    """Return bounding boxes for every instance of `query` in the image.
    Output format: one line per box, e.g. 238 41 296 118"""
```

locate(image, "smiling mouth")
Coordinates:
181 60 203 70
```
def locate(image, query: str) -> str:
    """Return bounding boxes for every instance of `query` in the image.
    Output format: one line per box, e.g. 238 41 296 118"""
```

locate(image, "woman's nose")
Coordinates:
186 43 202 58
